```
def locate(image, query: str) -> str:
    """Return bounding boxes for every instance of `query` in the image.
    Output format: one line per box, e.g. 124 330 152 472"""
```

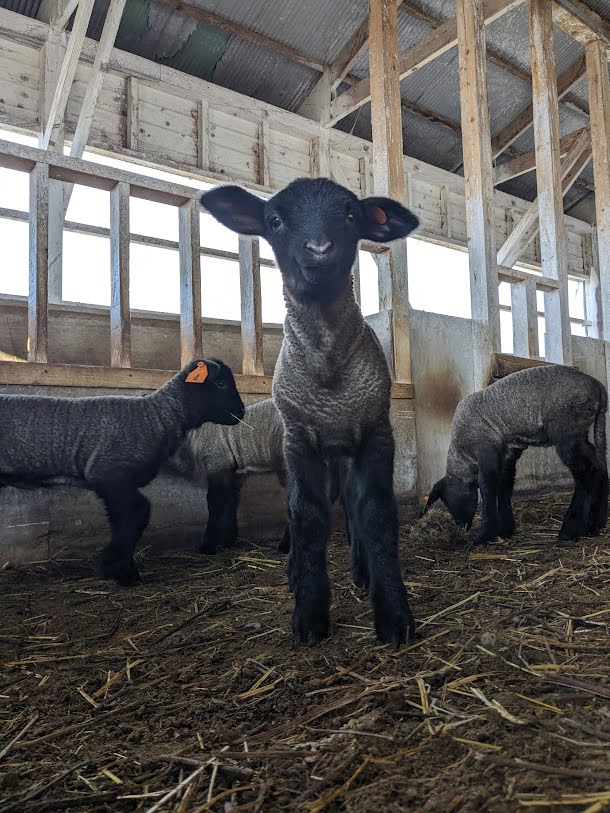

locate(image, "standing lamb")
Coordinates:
201 178 419 645
0 358 244 584
425 365 608 544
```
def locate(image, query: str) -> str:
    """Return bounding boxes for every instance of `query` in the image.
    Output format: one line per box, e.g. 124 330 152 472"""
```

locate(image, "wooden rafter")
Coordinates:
151 0 325 73
496 127 591 268
328 0 525 127
552 0 610 47
493 126 588 185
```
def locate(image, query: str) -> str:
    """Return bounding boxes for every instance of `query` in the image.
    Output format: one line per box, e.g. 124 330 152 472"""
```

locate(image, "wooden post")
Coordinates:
28 163 49 364
258 121 271 187
238 235 264 376
109 181 131 368
310 133 331 177
510 277 539 358
586 39 610 343
456 0 500 388
369 0 412 383
197 99 210 170
179 199 203 366
529 0 572 365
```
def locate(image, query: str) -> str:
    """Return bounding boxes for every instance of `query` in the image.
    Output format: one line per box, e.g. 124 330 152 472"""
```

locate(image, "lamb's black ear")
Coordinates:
200 186 266 236
359 197 419 243
203 359 222 382
424 477 446 513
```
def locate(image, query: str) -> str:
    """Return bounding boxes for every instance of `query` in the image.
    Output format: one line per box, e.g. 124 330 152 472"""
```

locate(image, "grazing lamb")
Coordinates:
165 397 342 554
201 177 420 645
425 364 608 544
0 358 244 584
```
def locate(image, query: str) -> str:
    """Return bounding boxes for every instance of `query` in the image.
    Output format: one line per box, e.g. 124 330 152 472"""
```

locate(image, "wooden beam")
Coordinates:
40 0 96 151
53 0 79 31
152 0 325 73
457 0 501 387
491 55 586 159
329 0 524 126
493 126 588 185
586 39 610 346
310 133 331 177
258 121 271 188
497 127 591 268
238 235 264 377
178 198 203 366
401 0 530 83
510 275 539 358
28 163 49 364
552 0 610 47
529 0 572 365
0 361 415 398
491 351 552 380
109 181 131 368
69 0 127 159
369 0 411 383
197 99 210 170
497 266 559 292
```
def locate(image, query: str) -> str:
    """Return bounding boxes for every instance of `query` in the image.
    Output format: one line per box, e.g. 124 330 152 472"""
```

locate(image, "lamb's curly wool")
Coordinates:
0 358 244 584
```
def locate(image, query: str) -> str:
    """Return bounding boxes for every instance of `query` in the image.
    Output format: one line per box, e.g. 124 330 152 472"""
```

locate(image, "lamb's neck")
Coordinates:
446 440 478 485
283 282 365 355
146 381 189 434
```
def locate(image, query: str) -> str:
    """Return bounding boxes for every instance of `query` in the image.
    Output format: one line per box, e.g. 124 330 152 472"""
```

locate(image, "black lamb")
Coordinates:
201 177 419 645
0 358 244 584
425 364 608 544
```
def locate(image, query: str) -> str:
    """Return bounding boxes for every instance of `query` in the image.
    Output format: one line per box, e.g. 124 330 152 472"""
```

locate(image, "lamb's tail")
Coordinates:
594 384 608 470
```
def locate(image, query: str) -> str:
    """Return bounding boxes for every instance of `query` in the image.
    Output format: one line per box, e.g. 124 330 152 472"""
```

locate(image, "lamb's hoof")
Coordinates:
498 521 515 539
352 567 370 591
558 527 580 542
198 539 218 555
373 596 416 648
291 607 330 645
101 556 141 587
472 528 497 546
277 528 291 554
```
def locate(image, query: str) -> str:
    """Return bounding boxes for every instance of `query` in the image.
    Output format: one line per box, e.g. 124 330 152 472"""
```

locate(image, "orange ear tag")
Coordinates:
424 495 429 503
185 361 209 384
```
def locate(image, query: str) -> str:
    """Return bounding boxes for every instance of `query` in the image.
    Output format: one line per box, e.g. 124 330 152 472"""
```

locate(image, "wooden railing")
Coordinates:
0 138 415 398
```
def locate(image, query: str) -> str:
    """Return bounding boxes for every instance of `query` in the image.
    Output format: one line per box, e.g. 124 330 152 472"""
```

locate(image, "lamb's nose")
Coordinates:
305 239 333 256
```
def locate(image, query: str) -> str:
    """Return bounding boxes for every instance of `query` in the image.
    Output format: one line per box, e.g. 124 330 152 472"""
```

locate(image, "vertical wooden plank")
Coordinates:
529 0 572 364
369 0 411 383
510 277 539 358
456 0 501 388
238 235 264 376
352 252 362 305
28 163 49 364
258 121 271 187
359 155 369 198
179 199 203 366
310 133 331 177
127 77 139 152
586 39 610 343
197 99 210 170
109 181 131 368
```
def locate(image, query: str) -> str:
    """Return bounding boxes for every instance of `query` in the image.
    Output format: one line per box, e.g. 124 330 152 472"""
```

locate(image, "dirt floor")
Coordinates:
2 493 610 813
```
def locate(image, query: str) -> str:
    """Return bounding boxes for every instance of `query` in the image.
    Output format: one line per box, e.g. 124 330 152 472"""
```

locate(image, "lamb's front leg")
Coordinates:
285 440 331 645
201 472 242 554
475 451 502 544
349 421 415 646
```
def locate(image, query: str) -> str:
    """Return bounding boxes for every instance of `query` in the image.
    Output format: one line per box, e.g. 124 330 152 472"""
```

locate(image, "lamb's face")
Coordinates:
184 359 245 427
200 179 419 303
427 475 478 530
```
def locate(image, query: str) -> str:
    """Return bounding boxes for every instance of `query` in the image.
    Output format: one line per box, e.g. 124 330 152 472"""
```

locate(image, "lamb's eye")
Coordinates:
215 380 228 390
346 211 355 223
269 214 282 231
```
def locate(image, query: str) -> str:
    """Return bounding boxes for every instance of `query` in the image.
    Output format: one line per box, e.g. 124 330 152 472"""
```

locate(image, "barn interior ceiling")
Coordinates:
2 0 609 214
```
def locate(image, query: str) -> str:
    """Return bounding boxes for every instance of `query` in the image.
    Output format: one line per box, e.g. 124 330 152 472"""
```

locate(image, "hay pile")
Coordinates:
405 506 469 548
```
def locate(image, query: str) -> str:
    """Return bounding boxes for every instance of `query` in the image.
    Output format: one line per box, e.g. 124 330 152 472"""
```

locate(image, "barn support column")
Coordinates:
529 0 572 365
586 38 610 462
456 0 500 389
369 0 412 384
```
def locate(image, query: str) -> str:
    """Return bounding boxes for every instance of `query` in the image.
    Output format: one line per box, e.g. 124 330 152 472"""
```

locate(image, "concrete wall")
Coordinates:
1 296 606 563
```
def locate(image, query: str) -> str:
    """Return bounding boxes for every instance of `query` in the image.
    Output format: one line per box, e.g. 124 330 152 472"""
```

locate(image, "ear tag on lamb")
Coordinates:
185 361 209 384
370 206 388 225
